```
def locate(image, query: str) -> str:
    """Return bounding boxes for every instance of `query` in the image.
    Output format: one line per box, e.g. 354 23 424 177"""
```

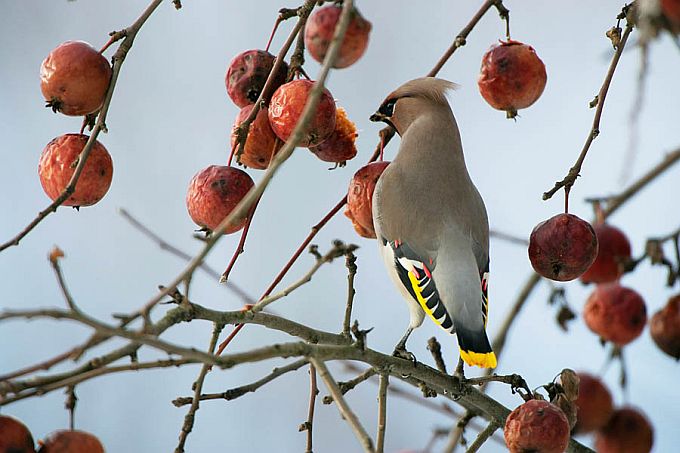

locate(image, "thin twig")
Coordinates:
310 357 374 453
603 147 680 217
542 9 634 201
65 386 77 430
343 249 358 337
300 363 319 453
219 193 262 283
427 0 509 77
49 247 82 315
376 373 389 453
489 229 528 246
175 322 224 453
427 337 448 374
119 208 254 304
172 359 307 407
0 0 164 253
465 421 500 453
443 411 474 453
252 241 356 313
322 367 378 404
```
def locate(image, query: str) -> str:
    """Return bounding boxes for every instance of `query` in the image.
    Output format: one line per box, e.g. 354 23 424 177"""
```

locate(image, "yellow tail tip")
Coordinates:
460 349 497 369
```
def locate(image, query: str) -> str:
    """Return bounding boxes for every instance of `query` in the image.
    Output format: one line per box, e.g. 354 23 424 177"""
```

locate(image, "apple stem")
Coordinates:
265 17 283 53
220 194 262 284
564 187 570 214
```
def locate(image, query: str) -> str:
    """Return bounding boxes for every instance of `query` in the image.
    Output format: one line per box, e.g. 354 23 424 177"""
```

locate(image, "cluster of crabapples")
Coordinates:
0 415 104 453
186 4 371 235
503 370 654 453
37 41 114 208
529 212 680 359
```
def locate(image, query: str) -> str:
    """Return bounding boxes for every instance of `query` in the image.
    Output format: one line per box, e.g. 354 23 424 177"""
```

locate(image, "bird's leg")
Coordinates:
393 326 416 363
454 356 466 380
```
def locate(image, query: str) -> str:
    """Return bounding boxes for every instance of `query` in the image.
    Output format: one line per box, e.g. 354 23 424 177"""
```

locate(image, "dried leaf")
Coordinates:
556 305 576 331
558 369 580 402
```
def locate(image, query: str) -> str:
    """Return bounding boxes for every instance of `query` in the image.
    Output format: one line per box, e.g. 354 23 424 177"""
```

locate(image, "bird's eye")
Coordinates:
379 99 397 117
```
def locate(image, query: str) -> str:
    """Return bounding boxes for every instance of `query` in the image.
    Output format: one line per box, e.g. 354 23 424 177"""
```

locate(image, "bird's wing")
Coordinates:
378 236 455 333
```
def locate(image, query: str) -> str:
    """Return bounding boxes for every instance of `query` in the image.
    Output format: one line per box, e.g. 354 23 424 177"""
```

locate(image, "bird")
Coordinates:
369 77 496 370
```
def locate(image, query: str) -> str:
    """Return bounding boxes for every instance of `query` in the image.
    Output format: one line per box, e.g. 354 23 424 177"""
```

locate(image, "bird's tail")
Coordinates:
456 323 497 368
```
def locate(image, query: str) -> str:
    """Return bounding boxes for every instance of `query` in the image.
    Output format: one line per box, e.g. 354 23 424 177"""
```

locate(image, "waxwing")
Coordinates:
369 77 496 369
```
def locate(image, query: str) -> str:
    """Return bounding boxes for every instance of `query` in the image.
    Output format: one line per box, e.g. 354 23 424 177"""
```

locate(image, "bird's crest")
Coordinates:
388 77 459 106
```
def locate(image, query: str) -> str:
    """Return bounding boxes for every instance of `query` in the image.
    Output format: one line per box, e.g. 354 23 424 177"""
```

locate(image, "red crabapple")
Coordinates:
478 40 547 118
528 213 598 281
38 134 113 207
40 41 112 116
186 165 254 234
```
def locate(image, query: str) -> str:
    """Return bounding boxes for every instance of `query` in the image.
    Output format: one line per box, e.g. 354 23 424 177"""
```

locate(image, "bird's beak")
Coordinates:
369 111 386 123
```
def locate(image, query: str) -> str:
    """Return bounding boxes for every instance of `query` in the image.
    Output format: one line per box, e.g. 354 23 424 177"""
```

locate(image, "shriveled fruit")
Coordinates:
504 399 570 453
478 40 547 118
595 407 653 453
650 293 680 359
304 5 372 69
38 430 104 453
573 372 613 434
186 165 254 234
583 283 647 346
345 161 389 239
580 223 631 284
0 415 36 453
38 134 113 207
268 79 336 147
225 49 288 108
231 105 283 169
528 213 598 281
308 106 358 165
40 41 112 116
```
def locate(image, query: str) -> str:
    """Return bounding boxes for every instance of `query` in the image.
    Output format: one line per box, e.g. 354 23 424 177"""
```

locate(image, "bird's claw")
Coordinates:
393 347 417 364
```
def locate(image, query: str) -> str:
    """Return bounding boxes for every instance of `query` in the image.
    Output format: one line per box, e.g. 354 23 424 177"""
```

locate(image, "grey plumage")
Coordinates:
370 77 496 368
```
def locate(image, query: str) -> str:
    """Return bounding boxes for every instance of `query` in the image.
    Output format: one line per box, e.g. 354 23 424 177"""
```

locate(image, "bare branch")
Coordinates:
175 322 224 453
310 357 374 453
427 0 510 77
172 359 307 407
376 374 389 453
465 421 500 453
252 241 357 313
343 249 358 338
300 364 319 453
543 8 634 202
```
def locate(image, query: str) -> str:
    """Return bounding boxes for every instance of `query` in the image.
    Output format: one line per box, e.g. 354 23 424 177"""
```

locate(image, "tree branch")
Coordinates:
465 421 500 453
376 373 389 453
172 359 307 407
310 357 374 453
175 322 224 453
543 7 634 202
